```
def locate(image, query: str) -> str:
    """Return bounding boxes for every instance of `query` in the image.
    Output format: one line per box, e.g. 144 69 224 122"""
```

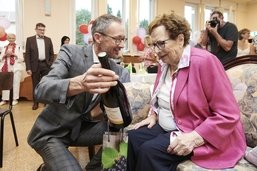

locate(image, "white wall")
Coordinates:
23 0 73 53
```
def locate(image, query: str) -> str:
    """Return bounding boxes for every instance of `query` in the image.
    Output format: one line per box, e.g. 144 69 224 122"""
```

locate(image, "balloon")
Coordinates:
132 36 141 45
79 24 88 34
0 26 5 38
137 27 146 39
137 42 145 51
0 16 11 29
0 33 7 41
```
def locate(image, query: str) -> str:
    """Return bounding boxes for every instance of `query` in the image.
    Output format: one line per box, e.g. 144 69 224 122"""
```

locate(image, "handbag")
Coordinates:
101 129 128 171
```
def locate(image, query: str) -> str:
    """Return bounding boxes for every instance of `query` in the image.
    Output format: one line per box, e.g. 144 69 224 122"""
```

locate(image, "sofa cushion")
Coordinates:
124 82 151 124
177 155 257 171
245 146 257 167
226 64 257 148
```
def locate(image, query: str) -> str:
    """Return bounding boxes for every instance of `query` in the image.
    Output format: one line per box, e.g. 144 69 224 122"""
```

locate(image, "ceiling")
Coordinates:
233 0 257 4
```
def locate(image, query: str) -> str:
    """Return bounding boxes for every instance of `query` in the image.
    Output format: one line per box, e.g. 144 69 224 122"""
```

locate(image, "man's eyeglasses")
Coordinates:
98 32 127 45
152 39 170 51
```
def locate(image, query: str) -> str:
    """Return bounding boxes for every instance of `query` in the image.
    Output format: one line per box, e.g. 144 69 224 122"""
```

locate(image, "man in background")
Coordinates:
202 10 238 64
25 23 54 110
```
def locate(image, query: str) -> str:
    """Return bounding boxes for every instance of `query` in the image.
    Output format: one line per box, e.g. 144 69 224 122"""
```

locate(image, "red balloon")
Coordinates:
137 42 145 51
0 33 7 41
132 36 141 45
79 24 88 34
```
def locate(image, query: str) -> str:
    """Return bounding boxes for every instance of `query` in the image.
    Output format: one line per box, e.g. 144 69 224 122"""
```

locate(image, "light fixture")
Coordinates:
44 0 51 16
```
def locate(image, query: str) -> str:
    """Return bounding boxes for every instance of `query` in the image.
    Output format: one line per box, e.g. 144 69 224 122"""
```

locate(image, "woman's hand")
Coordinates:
133 113 157 129
167 131 204 156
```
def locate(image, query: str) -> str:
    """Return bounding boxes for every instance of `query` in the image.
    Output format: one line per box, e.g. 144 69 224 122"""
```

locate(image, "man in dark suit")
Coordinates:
27 14 130 171
25 23 54 110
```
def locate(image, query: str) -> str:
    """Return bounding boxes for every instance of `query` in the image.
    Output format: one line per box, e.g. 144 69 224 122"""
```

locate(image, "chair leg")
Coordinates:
88 146 95 160
0 116 4 168
9 112 18 146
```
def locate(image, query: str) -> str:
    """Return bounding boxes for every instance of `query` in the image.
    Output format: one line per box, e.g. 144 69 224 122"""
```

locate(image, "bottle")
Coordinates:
125 63 133 74
98 52 132 129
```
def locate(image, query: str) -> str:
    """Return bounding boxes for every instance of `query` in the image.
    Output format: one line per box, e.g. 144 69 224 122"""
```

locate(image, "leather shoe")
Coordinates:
32 102 39 110
85 147 102 171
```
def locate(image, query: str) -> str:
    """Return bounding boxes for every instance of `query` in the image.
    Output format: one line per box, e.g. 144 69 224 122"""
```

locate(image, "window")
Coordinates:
223 10 229 22
107 0 129 50
107 0 123 17
138 0 154 31
75 0 92 45
184 3 198 35
74 0 155 53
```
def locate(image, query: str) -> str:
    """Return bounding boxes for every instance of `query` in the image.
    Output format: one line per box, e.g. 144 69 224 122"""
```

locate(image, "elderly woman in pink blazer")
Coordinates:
127 12 246 171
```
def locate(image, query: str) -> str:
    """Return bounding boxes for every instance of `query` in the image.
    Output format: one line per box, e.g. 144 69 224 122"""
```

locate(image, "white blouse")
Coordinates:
237 47 250 57
157 68 177 131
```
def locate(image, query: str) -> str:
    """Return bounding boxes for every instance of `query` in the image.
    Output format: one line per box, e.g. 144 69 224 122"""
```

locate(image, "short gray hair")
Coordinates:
91 14 122 37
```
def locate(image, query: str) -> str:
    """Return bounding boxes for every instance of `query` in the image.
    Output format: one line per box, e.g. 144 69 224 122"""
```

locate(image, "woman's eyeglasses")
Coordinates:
98 32 127 45
152 39 170 51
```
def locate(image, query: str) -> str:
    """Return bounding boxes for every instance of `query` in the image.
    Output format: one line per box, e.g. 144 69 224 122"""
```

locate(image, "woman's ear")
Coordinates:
177 34 184 42
177 34 184 47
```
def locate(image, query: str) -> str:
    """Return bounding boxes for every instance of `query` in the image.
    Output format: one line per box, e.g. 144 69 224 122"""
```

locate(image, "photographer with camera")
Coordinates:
202 10 238 64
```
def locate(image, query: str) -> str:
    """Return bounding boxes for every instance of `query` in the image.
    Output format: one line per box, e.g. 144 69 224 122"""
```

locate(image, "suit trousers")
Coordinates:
32 61 50 102
34 120 107 171
127 124 192 171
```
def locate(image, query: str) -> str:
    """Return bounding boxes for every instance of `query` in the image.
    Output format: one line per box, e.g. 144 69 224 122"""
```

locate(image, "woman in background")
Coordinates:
61 36 70 46
0 33 24 105
194 30 206 49
140 35 158 73
237 28 256 57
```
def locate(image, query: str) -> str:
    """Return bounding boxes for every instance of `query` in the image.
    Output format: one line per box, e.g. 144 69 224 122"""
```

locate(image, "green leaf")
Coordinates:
119 141 128 158
102 147 119 169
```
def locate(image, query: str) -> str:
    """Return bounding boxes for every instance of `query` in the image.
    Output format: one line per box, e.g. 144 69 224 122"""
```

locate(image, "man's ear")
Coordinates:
93 33 102 44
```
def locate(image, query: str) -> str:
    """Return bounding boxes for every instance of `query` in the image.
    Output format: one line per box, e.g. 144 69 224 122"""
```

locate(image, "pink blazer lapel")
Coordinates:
173 68 189 111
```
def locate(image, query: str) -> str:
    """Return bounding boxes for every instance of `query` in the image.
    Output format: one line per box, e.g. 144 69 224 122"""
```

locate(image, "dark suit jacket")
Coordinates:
25 35 54 72
27 44 130 149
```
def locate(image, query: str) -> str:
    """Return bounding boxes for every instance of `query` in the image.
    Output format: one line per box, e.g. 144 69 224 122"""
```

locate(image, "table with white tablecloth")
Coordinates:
130 73 157 84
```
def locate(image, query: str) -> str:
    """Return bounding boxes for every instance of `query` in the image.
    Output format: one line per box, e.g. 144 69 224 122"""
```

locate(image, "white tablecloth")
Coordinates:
130 73 157 84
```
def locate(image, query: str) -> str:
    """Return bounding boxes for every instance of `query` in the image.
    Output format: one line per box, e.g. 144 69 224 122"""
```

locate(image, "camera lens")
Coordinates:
208 18 219 28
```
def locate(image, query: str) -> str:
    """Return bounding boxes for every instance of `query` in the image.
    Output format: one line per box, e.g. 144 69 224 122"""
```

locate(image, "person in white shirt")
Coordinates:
24 23 54 110
237 28 256 57
0 33 24 106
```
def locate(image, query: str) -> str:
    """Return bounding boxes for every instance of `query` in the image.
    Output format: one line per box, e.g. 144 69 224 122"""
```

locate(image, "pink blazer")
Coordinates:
152 48 246 169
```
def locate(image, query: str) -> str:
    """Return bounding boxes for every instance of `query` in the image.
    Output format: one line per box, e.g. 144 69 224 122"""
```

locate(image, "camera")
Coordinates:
208 17 220 28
